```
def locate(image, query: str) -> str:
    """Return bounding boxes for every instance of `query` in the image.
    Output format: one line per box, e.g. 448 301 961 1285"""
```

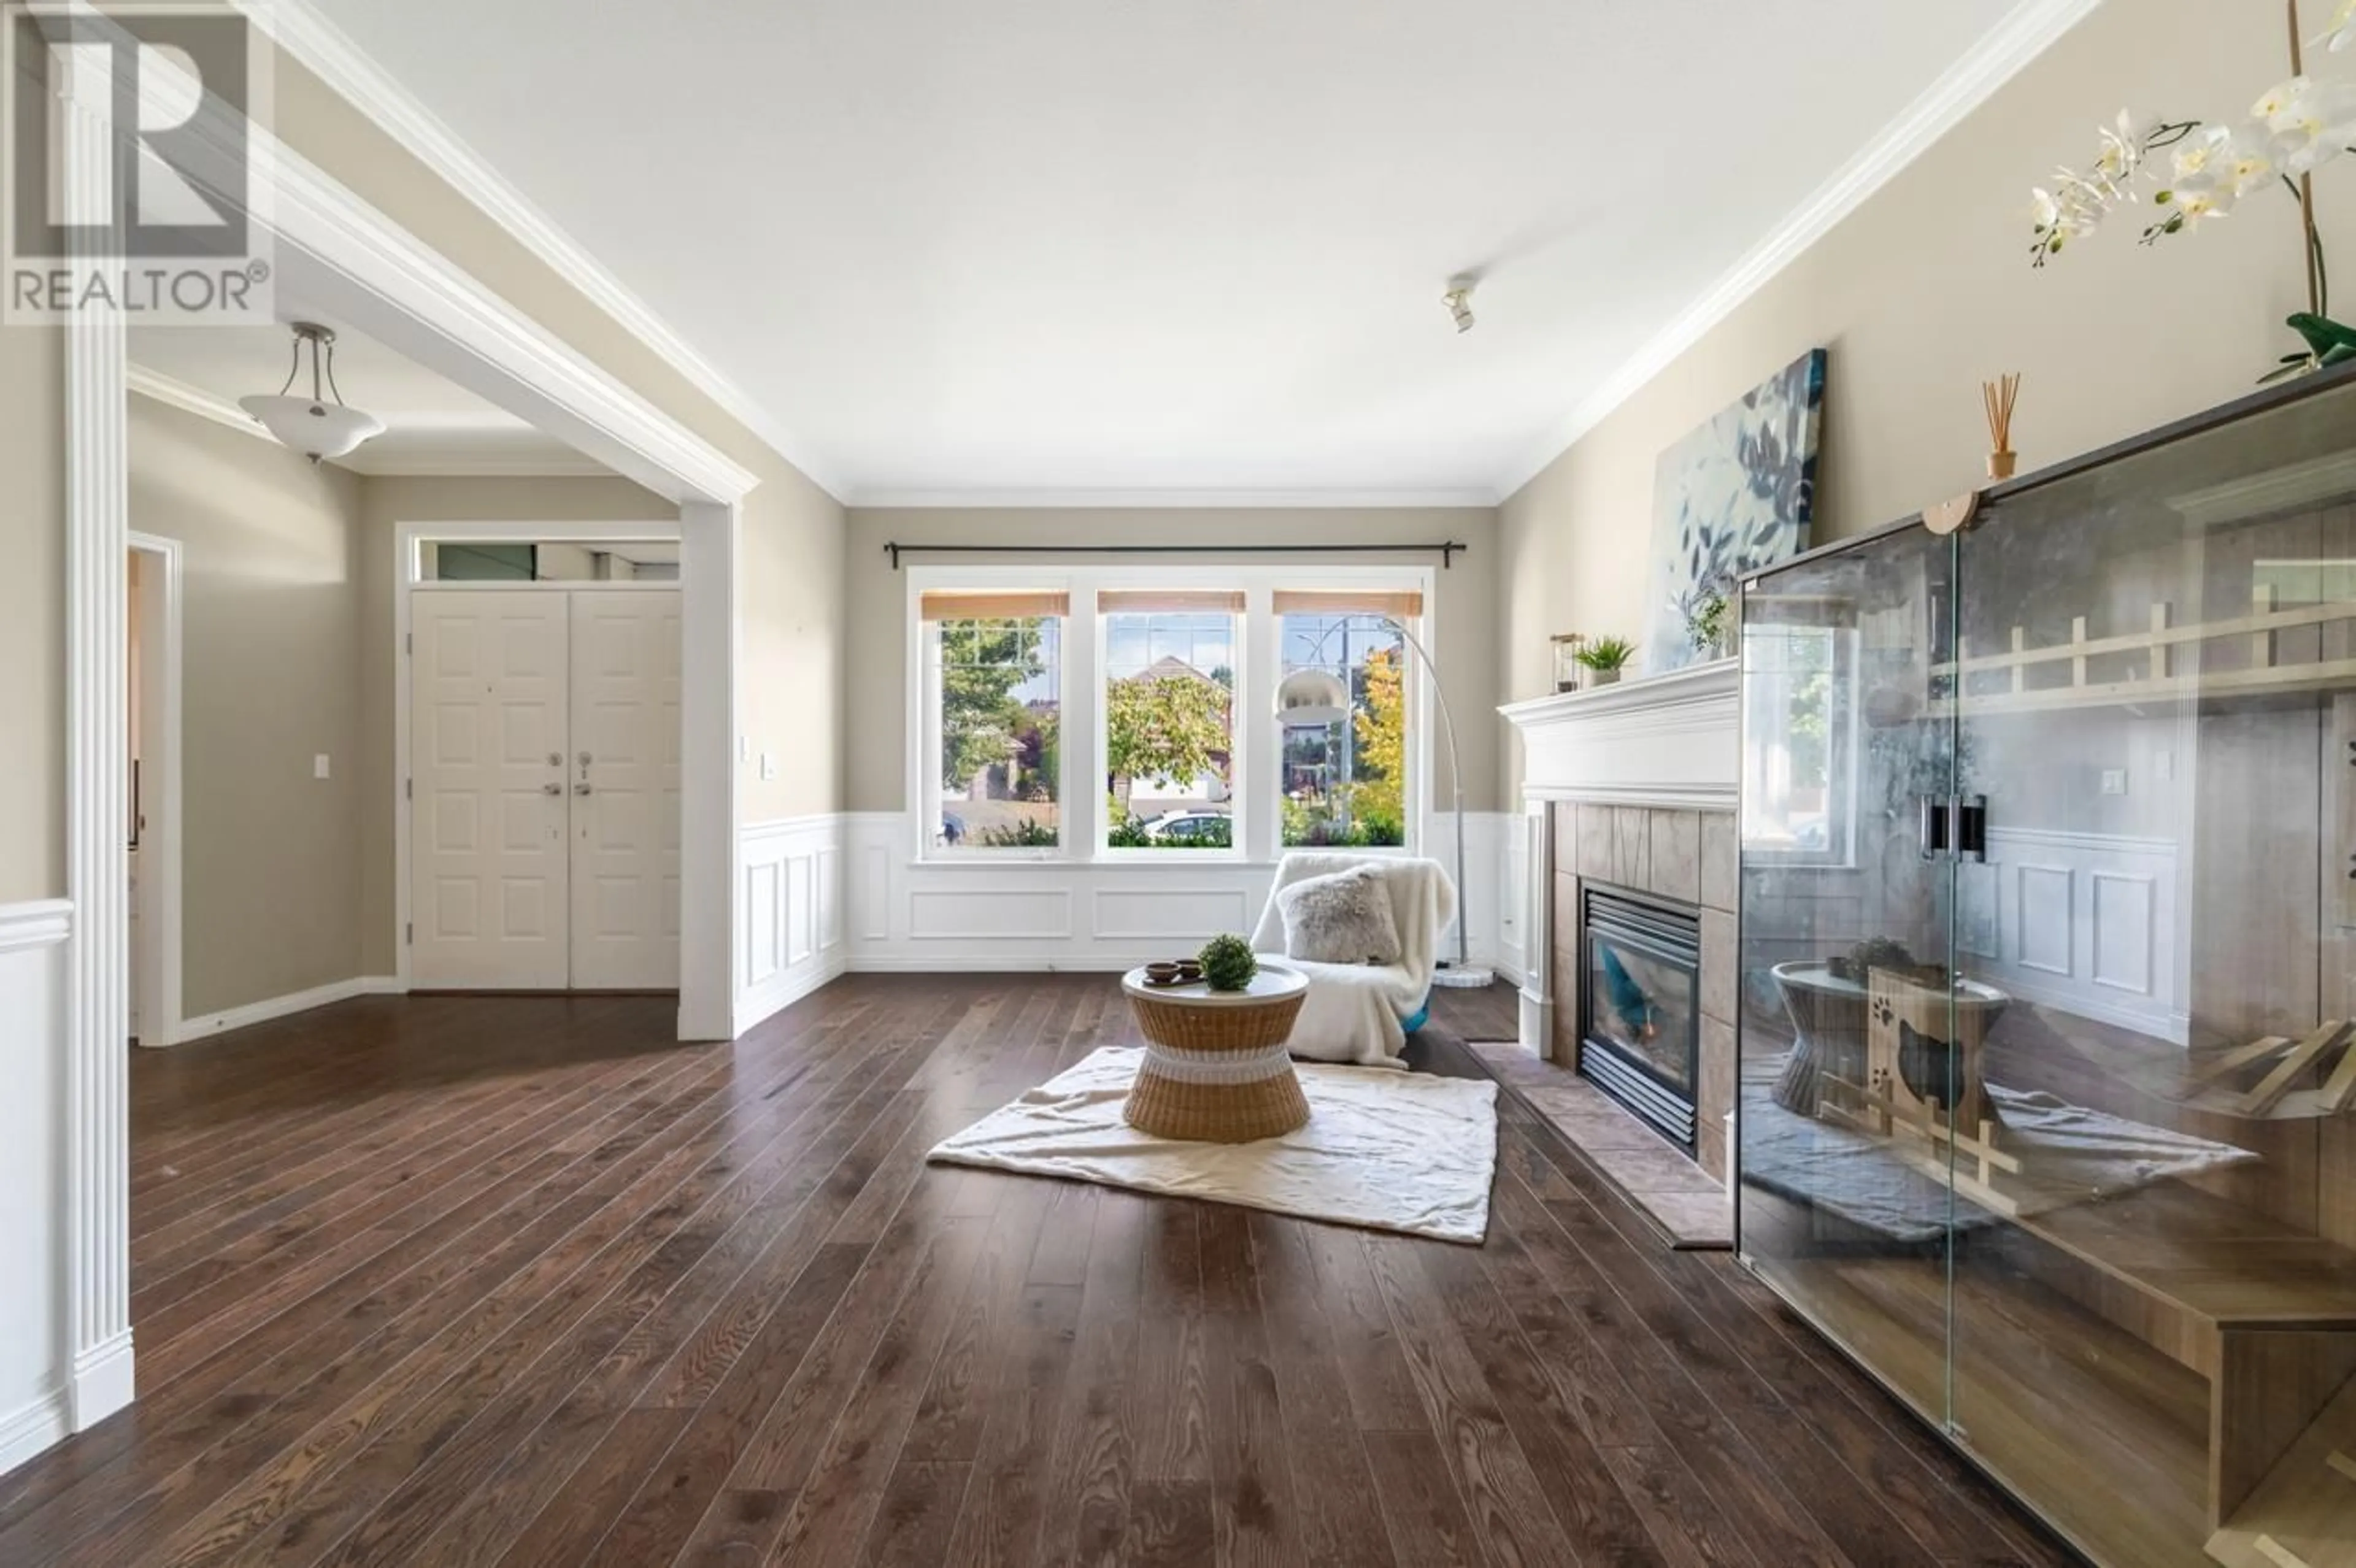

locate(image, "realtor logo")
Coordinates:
3 1 274 324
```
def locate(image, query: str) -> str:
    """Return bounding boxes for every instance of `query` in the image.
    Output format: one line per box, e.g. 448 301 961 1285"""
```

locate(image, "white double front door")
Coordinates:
410 589 682 990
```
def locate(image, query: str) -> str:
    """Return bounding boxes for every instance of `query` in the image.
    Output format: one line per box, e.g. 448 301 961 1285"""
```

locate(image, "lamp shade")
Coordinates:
239 394 384 461
1273 667 1351 728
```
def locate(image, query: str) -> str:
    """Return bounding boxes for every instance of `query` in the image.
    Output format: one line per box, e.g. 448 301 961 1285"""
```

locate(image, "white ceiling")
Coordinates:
129 320 610 476
300 0 2027 501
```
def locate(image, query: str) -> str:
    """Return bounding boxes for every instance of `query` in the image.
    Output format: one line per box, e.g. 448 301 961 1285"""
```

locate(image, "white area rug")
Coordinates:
927 1046 1499 1243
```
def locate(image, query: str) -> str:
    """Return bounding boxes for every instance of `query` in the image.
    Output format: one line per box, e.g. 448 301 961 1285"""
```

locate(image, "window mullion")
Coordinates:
1069 580 1102 862
1242 586 1276 863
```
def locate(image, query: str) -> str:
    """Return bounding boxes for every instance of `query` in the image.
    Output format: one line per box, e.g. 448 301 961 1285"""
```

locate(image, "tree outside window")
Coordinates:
1103 611 1234 849
936 617 1060 848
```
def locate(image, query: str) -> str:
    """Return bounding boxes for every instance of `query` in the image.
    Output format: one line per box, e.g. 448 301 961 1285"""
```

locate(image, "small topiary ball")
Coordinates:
1198 933 1258 993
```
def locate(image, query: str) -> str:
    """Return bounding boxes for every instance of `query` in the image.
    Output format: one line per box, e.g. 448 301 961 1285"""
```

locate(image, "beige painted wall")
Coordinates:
268 56 848 826
0 325 66 903
1498 0 2356 792
845 507 1503 814
131 398 366 1018
353 474 674 975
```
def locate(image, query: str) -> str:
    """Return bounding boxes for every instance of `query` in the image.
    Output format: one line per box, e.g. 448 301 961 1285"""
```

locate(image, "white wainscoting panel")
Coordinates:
0 901 72 1476
737 817 849 1034
1964 827 2185 1044
844 812 1519 978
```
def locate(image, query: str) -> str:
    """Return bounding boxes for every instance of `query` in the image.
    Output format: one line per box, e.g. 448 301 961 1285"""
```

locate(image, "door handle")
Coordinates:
574 783 593 796
542 782 563 796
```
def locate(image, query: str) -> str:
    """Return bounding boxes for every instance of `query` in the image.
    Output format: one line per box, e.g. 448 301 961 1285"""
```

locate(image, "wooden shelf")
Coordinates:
1922 598 2356 715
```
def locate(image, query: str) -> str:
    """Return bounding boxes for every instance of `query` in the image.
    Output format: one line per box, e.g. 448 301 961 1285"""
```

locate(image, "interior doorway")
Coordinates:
126 534 181 1047
404 539 683 992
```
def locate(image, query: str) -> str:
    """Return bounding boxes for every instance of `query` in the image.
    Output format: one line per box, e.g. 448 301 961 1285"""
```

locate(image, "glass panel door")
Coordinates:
1947 377 2356 1568
1736 525 1960 1429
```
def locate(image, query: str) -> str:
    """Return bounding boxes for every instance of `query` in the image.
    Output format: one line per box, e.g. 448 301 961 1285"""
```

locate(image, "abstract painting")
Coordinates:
1643 348 1827 674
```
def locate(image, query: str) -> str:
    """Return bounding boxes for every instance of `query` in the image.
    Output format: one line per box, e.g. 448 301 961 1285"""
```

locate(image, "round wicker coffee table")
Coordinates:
1120 965 1311 1143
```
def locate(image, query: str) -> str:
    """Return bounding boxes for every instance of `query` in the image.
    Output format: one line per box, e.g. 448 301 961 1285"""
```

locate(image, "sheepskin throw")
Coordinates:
1276 863 1404 966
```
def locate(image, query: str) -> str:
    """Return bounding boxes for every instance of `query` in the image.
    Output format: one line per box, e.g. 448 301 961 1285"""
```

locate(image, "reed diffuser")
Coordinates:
1982 372 2022 480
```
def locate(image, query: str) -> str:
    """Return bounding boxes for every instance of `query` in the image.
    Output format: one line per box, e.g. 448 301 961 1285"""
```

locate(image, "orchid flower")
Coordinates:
2257 75 2356 174
2314 0 2356 55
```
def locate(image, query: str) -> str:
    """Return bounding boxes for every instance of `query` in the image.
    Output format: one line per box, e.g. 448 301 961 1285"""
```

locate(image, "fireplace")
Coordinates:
1578 886 1702 1149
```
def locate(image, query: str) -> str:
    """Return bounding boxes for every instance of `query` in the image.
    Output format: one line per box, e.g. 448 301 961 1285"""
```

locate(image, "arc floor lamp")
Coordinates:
1274 619 1494 989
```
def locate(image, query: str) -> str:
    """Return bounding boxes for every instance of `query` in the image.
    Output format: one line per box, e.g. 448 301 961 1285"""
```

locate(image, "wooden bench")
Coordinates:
2014 1186 2356 1539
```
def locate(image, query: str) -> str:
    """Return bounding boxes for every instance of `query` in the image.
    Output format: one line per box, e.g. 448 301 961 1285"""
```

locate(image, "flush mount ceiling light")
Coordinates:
239 321 385 463
1444 277 1477 334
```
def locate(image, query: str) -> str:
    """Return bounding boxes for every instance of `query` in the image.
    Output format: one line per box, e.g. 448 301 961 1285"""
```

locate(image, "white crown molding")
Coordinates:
849 487 1501 511
126 365 272 443
336 450 616 478
1495 0 2104 500
232 0 846 502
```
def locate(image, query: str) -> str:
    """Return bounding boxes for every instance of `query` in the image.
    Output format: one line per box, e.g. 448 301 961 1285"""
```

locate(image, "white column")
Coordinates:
680 500 739 1040
1519 797 1554 1059
62 48 134 1428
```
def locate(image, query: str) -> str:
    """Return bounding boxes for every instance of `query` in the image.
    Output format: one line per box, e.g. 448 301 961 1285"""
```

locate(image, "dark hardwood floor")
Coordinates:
0 975 2075 1567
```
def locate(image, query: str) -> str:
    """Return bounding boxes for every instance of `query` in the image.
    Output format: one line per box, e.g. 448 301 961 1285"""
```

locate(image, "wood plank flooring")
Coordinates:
0 976 2079 1566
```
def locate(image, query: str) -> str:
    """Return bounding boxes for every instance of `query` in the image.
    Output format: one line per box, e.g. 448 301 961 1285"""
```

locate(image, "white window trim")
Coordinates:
905 562 1438 869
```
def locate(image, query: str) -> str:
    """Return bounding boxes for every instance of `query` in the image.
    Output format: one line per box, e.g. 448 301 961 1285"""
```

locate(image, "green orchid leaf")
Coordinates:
2287 313 2356 355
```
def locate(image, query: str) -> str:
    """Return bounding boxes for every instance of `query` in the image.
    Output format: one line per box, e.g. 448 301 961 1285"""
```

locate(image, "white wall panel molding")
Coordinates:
737 816 849 1034
0 902 70 1472
842 812 1518 978
1959 825 2187 1044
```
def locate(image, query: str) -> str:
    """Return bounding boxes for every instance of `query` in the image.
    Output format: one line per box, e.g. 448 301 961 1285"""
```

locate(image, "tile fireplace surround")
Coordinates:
1498 660 1740 1245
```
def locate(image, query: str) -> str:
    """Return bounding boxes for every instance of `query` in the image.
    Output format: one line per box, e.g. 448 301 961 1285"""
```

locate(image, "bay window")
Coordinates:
910 569 1430 864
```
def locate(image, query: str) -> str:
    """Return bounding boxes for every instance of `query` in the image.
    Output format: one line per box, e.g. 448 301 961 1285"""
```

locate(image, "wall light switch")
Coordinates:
2100 768 2127 796
739 734 751 763
760 752 778 782
314 753 332 780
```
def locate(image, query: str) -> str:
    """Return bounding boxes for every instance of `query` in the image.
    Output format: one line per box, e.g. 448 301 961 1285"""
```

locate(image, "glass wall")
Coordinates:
1738 371 2356 1568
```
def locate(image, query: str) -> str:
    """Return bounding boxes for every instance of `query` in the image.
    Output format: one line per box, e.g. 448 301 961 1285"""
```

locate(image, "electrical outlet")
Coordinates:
739 734 751 763
314 753 331 780
2100 768 2127 796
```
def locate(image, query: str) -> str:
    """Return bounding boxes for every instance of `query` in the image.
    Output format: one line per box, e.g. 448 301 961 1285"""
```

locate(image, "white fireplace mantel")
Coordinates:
1497 658 1741 1057
1499 658 1739 810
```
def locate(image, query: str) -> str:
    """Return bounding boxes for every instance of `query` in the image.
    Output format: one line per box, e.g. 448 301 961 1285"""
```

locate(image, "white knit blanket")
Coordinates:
1249 853 1457 1067
927 1046 1498 1243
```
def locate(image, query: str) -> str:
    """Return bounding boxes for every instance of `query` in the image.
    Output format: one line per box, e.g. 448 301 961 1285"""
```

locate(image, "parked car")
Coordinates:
1141 809 1231 844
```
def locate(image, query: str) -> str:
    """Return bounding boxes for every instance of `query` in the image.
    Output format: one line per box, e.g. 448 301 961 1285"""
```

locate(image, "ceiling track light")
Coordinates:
239 321 385 464
1444 277 1477 334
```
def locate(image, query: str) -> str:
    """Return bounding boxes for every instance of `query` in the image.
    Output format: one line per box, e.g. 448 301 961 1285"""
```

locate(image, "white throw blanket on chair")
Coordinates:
1250 853 1456 1068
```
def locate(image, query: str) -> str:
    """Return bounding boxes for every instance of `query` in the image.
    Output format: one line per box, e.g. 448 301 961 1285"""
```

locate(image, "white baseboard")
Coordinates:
736 950 850 1034
169 975 393 1043
0 1388 68 1477
68 1331 134 1431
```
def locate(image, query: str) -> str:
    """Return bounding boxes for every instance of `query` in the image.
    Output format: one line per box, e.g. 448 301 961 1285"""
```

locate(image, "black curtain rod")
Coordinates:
884 540 1467 570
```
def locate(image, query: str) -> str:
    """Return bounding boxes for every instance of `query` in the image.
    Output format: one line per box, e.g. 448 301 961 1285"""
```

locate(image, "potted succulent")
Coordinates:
1197 933 1259 993
1574 636 1638 687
